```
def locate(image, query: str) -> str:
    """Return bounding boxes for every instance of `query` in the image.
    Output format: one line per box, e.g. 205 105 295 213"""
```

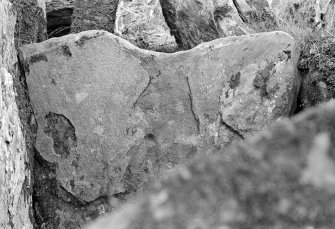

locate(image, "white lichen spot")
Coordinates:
301 132 335 192
175 100 185 113
75 92 89 104
93 125 104 135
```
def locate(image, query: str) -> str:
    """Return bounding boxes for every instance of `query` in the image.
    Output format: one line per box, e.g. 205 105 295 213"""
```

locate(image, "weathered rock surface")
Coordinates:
159 0 277 50
213 0 253 36
0 2 32 228
160 0 221 50
115 0 178 52
46 0 73 11
214 0 277 37
71 0 119 33
20 30 300 227
86 100 335 229
232 0 278 32
0 0 46 228
270 0 331 27
9 0 47 48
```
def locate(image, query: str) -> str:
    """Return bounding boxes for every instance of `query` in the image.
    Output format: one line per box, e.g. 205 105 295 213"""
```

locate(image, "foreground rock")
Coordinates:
71 0 119 33
86 100 335 229
115 0 177 52
0 0 46 228
20 30 299 227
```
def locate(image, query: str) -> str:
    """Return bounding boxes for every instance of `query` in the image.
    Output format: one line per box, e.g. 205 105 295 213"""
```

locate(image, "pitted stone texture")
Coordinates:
213 0 277 37
85 101 335 229
0 1 34 228
213 0 253 36
21 30 299 226
9 0 47 48
71 0 119 33
115 0 178 52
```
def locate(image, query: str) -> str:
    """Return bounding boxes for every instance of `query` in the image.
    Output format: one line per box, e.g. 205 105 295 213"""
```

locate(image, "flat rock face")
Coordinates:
0 0 38 228
20 30 300 227
85 100 335 229
115 0 178 52
71 0 119 33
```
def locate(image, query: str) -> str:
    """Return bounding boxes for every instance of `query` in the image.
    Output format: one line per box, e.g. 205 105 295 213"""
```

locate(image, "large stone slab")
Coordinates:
20 30 300 227
85 100 335 229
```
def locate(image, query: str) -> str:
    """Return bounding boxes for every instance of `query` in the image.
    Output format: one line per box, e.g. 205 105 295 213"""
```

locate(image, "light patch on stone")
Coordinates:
93 126 104 135
75 92 89 104
174 134 199 145
301 132 335 192
175 100 185 113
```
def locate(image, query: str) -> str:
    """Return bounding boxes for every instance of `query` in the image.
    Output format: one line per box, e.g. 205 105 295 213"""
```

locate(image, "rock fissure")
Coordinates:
220 114 245 140
232 0 248 23
186 76 201 133
133 73 155 108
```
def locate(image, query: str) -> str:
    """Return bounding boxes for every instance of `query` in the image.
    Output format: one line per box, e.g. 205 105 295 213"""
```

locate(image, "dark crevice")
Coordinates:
133 70 161 108
219 113 245 140
15 54 39 228
232 0 248 23
186 76 201 132
47 6 74 38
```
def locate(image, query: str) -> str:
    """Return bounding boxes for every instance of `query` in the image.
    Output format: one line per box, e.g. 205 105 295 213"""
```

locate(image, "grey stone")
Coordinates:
20 30 300 227
85 100 335 229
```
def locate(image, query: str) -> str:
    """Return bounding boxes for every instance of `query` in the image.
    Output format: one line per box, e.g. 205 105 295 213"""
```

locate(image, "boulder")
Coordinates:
71 0 119 33
0 0 46 228
86 100 335 229
115 0 178 52
159 0 221 50
20 30 300 227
